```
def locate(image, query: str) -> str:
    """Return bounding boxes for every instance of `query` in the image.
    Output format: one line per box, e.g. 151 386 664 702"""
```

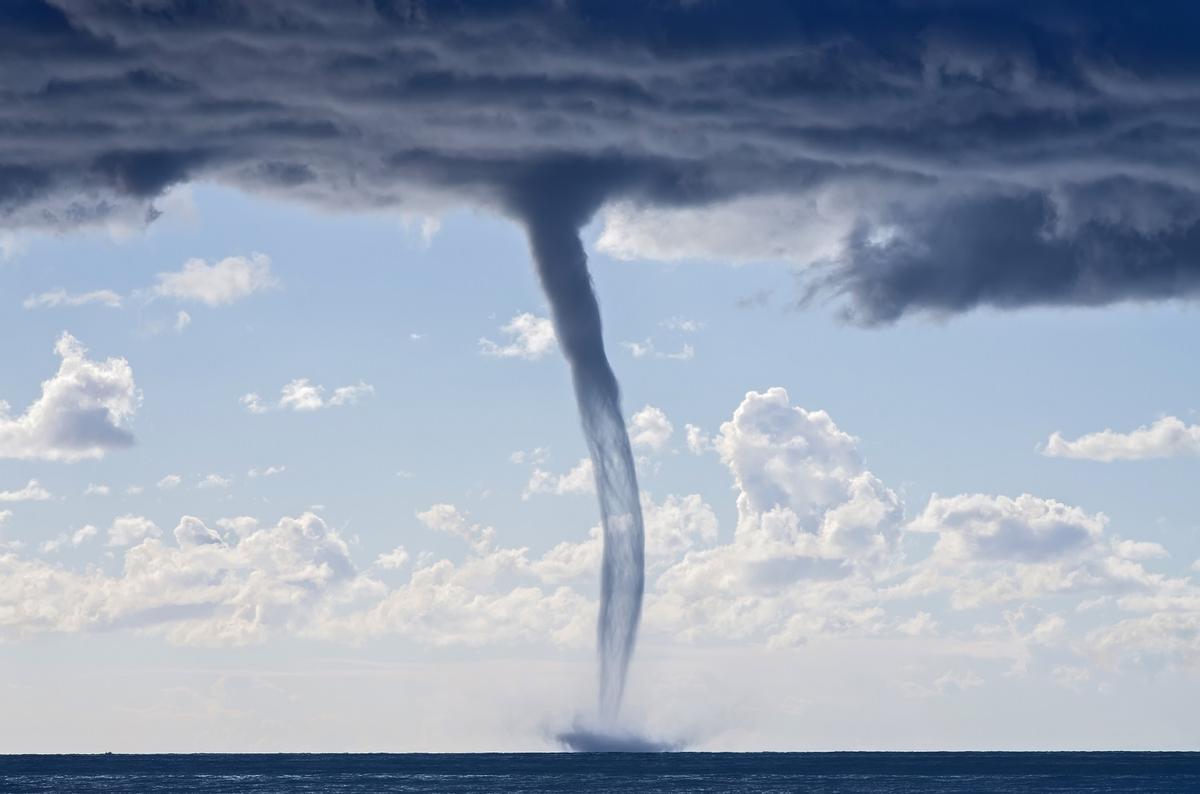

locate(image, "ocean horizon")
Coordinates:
2 752 1199 792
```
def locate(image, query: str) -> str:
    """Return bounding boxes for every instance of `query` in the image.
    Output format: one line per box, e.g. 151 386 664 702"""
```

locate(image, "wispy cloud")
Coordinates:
660 316 704 333
23 289 123 310
622 338 694 361
22 254 277 314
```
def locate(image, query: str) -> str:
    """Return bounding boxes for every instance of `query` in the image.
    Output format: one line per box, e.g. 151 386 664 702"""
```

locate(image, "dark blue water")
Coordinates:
1 753 1197 792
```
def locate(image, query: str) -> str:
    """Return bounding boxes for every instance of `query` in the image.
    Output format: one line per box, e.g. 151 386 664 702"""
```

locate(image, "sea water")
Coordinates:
1 752 1197 792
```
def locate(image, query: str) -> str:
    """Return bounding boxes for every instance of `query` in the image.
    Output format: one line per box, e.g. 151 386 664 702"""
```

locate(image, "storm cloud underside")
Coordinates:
2 0 1199 322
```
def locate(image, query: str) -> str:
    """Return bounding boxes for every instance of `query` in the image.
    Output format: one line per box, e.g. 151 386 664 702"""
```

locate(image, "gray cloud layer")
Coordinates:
3 0 1200 321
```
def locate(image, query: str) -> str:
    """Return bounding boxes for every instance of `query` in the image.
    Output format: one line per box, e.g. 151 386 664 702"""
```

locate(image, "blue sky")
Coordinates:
2 184 1199 750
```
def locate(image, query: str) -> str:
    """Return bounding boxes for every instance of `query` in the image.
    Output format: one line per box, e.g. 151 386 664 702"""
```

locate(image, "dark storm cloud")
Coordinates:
812 188 1200 323
3 0 1200 321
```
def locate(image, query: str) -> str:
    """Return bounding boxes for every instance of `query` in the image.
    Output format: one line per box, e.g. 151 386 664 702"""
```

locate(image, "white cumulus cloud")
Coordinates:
629 405 673 452
279 379 325 411
1043 416 1200 461
417 504 496 554
151 253 277 306
375 547 410 570
908 493 1108 564
3 512 361 646
197 474 232 490
243 379 374 413
685 423 711 454
0 480 52 502
0 333 140 462
107 515 161 547
0 386 1193 693
523 458 594 500
157 474 182 490
40 523 100 554
479 313 556 360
